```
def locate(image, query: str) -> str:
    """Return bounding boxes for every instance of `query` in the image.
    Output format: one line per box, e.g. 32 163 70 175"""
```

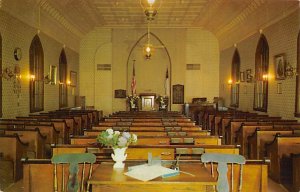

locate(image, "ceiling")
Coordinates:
2 0 299 45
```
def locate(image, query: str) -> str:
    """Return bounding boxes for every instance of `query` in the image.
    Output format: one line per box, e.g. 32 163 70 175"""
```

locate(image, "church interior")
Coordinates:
0 0 300 191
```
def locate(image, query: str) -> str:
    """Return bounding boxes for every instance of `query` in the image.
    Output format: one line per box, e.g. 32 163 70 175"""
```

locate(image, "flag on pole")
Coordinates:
164 68 170 96
131 60 137 95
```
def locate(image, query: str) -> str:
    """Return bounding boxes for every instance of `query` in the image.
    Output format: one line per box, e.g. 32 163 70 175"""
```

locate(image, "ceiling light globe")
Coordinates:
147 0 155 6
146 46 151 53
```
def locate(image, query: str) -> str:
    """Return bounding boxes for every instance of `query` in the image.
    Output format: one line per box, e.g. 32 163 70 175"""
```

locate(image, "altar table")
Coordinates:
88 162 216 192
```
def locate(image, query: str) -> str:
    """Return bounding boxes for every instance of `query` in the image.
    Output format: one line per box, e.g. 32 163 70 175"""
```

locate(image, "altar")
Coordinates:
139 93 156 111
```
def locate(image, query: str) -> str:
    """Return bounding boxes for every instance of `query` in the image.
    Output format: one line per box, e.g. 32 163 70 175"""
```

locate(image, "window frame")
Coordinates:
59 49 68 108
230 48 240 108
253 34 269 112
29 35 44 113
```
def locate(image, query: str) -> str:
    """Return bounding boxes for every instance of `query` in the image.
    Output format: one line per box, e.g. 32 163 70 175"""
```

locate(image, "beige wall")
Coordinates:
219 10 300 119
0 10 79 118
80 28 219 115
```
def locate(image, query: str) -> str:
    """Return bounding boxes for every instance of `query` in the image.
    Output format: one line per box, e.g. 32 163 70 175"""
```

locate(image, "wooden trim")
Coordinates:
295 31 300 116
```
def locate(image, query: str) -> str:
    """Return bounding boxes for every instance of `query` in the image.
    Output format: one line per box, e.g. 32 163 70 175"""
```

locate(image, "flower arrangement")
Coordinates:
126 95 139 109
156 96 165 105
96 128 138 149
127 95 139 103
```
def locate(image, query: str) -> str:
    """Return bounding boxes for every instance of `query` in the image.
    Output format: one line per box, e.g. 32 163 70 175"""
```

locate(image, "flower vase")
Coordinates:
111 147 127 169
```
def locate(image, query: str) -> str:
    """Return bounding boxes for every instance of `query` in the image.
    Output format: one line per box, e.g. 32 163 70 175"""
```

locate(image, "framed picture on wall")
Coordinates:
240 72 245 82
70 71 77 87
274 54 286 80
246 69 252 82
115 89 126 98
172 84 184 104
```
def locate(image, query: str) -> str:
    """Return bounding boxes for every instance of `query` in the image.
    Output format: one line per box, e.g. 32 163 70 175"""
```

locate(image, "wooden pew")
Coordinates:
22 158 268 192
0 135 28 181
226 120 300 145
24 124 60 145
205 159 269 192
70 136 221 146
51 144 240 160
84 130 209 137
292 153 300 192
4 128 47 158
30 113 81 136
265 135 300 184
248 129 294 159
3 118 70 144
22 159 98 192
92 125 202 132
235 125 274 157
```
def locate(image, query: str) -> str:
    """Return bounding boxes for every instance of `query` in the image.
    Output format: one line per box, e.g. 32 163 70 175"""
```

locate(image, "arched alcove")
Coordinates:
126 32 172 109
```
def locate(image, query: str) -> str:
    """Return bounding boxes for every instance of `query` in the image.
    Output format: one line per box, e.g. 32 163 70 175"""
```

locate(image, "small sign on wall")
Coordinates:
172 84 184 104
115 89 126 98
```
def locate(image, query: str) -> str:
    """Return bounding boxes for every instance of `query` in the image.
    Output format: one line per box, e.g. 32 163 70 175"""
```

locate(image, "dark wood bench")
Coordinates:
247 129 294 159
3 128 47 158
265 135 300 184
0 135 28 181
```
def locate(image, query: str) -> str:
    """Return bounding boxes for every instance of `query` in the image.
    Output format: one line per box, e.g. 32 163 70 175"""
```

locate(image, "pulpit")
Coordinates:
139 93 156 111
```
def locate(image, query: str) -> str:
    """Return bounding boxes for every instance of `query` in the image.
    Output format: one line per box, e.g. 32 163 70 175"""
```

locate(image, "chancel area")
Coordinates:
0 0 300 191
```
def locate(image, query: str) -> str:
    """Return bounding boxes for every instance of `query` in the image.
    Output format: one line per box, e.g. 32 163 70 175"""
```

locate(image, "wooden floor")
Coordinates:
2 178 290 192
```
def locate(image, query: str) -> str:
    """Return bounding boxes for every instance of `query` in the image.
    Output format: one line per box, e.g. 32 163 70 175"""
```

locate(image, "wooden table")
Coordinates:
88 162 216 192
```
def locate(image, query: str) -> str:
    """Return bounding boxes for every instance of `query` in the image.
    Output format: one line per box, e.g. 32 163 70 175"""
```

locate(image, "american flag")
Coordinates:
131 60 136 95
165 68 169 96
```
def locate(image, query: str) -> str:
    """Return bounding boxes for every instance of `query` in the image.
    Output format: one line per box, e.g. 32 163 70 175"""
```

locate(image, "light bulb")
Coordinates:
146 46 151 53
147 0 155 6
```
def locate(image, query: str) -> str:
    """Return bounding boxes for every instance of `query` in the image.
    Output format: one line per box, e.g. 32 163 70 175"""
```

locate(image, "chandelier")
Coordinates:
140 0 162 21
140 0 162 60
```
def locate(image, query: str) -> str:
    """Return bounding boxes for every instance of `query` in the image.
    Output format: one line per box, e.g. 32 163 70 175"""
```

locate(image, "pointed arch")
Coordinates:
126 32 172 110
59 48 68 108
29 35 44 113
253 34 269 112
231 48 240 107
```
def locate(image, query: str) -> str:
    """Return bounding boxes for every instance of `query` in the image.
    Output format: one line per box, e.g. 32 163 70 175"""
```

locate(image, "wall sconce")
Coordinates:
44 74 51 84
67 80 71 86
0 65 22 97
30 74 35 81
285 62 297 78
262 74 269 81
1 66 20 80
227 79 233 85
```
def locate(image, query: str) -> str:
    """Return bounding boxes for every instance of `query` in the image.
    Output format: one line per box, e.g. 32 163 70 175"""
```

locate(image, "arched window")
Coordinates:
29 35 44 113
295 32 300 116
231 49 240 108
253 34 269 112
59 49 68 108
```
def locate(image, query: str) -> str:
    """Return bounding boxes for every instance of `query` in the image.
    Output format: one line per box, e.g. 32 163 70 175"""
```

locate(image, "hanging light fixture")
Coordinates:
143 21 153 60
140 0 162 20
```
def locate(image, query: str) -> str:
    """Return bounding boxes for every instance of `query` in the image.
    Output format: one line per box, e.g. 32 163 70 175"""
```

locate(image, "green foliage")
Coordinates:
96 129 138 149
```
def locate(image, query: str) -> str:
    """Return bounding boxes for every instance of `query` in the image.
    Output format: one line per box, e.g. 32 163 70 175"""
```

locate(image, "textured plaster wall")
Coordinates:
0 10 79 118
80 28 219 115
219 10 300 119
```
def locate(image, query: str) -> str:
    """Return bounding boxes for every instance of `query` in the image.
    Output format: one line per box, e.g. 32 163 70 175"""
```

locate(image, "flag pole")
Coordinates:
131 60 136 96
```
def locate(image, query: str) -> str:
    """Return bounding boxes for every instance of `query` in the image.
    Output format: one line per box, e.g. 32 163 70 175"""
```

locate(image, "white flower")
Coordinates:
106 128 114 135
122 132 131 139
118 136 128 147
132 134 138 142
114 131 120 135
